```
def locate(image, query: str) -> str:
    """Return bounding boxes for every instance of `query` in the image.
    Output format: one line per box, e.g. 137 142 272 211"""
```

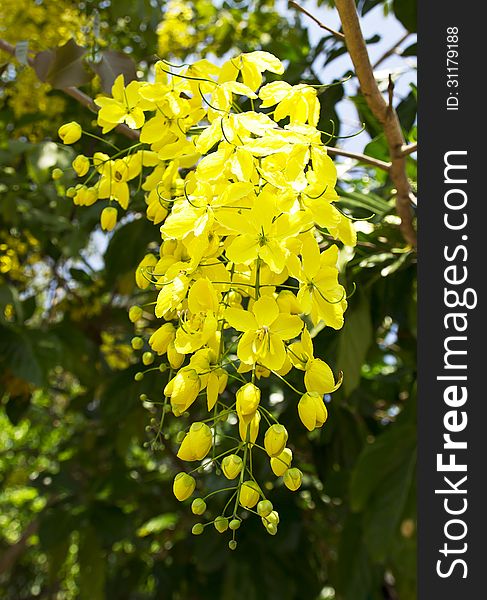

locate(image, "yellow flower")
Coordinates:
264 424 288 457
164 369 201 416
225 296 303 371
259 82 320 126
173 472 196 501
298 392 328 431
100 206 117 231
95 74 147 132
219 200 303 274
283 468 302 491
73 186 98 206
58 121 82 144
221 454 243 480
239 480 260 508
177 422 212 461
174 278 220 354
219 51 284 92
270 447 292 477
149 323 176 355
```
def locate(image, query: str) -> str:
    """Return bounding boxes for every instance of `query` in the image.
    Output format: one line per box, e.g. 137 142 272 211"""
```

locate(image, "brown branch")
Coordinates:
401 142 417 156
0 38 139 141
288 1 345 40
334 0 417 247
325 146 391 171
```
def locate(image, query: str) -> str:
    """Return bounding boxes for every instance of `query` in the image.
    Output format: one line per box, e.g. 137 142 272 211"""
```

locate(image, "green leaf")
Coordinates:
137 513 178 537
393 0 417 32
337 293 373 396
33 38 91 89
350 423 416 561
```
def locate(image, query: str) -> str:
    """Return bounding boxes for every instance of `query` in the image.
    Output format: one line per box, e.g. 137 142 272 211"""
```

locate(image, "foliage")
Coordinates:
0 1 417 599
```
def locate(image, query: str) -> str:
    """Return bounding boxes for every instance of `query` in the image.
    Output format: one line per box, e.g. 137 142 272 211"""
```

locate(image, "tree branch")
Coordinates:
401 142 417 156
0 38 139 141
288 1 345 40
334 0 417 247
325 146 391 171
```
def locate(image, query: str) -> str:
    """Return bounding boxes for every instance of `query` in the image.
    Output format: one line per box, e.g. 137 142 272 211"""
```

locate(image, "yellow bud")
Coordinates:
149 323 175 355
129 305 143 323
270 447 292 477
72 154 90 177
264 424 288 457
276 290 302 314
239 410 260 443
221 454 243 479
74 186 98 206
167 340 185 369
283 468 302 491
135 254 158 289
58 121 82 144
52 168 63 180
239 480 260 509
207 368 227 411
262 510 279 535
177 422 212 461
161 239 178 256
298 392 328 431
101 206 118 231
173 472 195 501
236 382 260 418
165 369 201 416
304 359 337 395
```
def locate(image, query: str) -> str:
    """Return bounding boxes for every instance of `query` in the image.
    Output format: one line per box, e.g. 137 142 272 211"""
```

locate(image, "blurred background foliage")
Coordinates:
0 1 416 599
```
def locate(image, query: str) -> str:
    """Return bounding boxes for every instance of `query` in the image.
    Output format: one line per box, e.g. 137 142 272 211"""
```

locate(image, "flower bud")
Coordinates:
101 206 117 231
135 254 158 289
298 392 328 431
192 523 204 535
270 447 292 477
304 358 337 395
72 154 90 177
283 467 302 491
239 480 260 509
172 472 196 501
191 498 207 515
228 540 237 550
58 121 82 144
264 424 288 457
52 168 63 180
129 305 143 322
214 516 229 533
221 454 243 480
177 422 212 461
142 351 154 365
74 186 98 207
236 382 260 419
149 323 175 355
238 410 260 443
131 336 144 350
229 519 241 530
167 340 185 370
165 369 201 416
257 500 273 518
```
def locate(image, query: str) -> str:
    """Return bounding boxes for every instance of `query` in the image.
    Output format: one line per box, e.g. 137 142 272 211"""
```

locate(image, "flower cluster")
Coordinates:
58 51 356 548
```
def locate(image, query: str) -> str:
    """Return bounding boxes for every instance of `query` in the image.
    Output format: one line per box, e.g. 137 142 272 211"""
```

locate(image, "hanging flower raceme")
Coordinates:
57 50 357 549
